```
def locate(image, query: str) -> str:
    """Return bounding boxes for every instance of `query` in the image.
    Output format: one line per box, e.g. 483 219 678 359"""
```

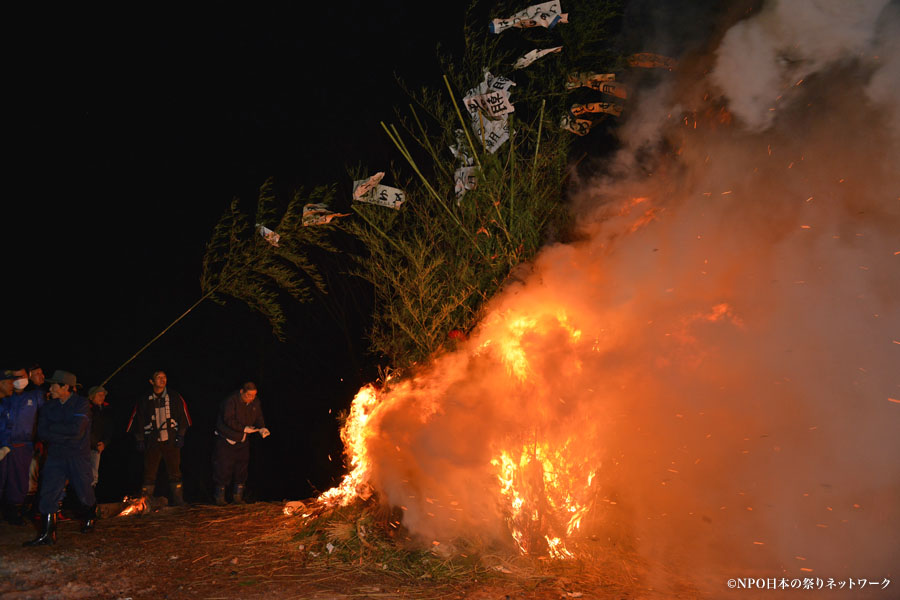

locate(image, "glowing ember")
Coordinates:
116 496 149 517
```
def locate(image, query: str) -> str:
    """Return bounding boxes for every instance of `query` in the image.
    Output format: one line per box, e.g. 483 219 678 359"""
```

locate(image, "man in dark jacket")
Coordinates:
0 368 45 525
87 386 112 490
127 370 191 506
213 382 269 505
24 370 95 546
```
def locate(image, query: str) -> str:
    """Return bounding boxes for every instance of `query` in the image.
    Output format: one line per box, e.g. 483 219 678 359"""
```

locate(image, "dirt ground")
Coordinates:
0 502 700 600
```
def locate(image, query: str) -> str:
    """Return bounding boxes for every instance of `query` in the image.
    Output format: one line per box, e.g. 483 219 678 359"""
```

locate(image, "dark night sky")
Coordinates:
4 1 701 504
5 2 472 502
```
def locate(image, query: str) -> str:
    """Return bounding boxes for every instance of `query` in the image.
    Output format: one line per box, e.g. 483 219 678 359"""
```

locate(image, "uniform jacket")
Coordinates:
127 388 191 444
37 393 91 457
215 391 265 444
0 388 45 446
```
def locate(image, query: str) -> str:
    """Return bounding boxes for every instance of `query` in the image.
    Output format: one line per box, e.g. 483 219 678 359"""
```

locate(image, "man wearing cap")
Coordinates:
212 382 270 505
0 368 45 525
26 364 49 396
127 370 191 506
88 386 112 490
24 370 96 546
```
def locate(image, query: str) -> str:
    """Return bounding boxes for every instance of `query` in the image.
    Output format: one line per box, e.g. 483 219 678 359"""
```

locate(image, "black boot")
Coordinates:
81 505 97 533
141 483 154 499
232 484 246 505
170 482 186 507
213 485 226 506
24 513 57 546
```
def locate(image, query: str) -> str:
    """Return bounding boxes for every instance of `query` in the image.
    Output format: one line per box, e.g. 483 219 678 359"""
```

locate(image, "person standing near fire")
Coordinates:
87 386 112 490
24 370 96 546
0 368 45 525
212 382 269 505
127 370 191 506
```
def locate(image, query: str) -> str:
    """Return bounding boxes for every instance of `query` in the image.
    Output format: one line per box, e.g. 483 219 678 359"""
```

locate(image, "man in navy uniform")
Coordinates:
24 370 96 546
0 368 45 525
128 370 191 506
213 382 269 505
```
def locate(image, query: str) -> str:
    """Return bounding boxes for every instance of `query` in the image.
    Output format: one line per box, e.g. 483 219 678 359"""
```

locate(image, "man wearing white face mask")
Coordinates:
0 368 45 525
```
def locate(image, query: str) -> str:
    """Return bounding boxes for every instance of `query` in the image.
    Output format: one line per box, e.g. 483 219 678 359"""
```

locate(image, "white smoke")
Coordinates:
711 0 893 131
341 1 900 595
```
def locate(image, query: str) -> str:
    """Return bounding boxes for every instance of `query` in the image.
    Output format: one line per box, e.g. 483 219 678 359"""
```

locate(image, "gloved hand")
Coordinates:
259 428 271 439
136 439 145 452
0 446 10 461
175 436 185 448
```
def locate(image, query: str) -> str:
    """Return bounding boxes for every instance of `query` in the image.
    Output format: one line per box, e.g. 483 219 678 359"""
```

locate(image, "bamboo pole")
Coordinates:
531 99 545 186
380 122 488 259
442 75 482 170
99 284 221 387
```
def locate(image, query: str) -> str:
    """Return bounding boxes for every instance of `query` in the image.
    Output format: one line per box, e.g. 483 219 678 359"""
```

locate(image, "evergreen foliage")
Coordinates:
336 0 623 368
199 0 623 368
200 180 339 341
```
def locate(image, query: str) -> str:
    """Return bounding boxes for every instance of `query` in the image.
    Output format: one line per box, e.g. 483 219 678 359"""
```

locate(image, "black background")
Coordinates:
3 1 716 503
5 2 472 503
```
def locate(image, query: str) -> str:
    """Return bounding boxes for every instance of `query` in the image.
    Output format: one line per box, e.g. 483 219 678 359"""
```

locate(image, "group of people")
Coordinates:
0 366 270 546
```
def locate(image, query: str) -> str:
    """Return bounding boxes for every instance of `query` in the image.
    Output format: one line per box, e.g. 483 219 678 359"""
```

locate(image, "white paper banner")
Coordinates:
302 203 350 226
449 128 475 166
352 172 385 200
256 224 280 247
570 101 623 117
514 46 562 70
463 70 516 154
454 166 479 200
560 114 593 136
466 89 515 119
490 2 567 34
353 178 406 210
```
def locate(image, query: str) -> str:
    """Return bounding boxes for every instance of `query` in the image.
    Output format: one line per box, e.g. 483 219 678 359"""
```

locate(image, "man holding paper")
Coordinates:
212 382 269 505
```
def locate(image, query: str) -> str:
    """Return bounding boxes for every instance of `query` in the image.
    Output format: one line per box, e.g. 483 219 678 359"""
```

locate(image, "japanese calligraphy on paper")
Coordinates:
490 2 568 34
353 173 406 209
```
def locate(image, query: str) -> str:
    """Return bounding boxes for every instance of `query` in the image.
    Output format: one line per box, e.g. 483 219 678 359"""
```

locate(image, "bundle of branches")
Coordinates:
201 179 340 340
293 499 495 581
338 0 622 369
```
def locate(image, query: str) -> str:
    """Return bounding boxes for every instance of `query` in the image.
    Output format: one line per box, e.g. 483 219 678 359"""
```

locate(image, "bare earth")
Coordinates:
0 503 699 599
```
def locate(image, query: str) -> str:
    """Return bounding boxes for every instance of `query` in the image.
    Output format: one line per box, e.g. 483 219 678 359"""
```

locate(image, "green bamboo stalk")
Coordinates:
380 122 488 259
442 75 482 170
408 104 446 176
532 99 545 186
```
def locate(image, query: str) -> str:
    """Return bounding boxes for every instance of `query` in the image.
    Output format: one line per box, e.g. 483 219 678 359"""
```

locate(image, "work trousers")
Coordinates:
90 449 102 487
212 436 249 488
0 443 33 504
143 440 182 484
38 452 95 515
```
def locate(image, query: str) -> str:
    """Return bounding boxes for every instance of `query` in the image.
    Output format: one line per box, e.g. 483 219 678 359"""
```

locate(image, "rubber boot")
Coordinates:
81 505 97 533
170 481 186 507
23 513 57 546
141 483 154 499
213 486 226 506
232 484 246 505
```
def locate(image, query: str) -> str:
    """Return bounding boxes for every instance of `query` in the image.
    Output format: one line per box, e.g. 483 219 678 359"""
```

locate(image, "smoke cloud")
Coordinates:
340 0 899 594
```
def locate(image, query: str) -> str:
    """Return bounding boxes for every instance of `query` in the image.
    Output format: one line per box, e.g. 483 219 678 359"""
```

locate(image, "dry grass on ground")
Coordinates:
0 502 701 599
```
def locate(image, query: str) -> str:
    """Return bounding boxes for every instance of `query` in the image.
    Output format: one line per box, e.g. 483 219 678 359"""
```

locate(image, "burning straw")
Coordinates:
296 1 899 594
